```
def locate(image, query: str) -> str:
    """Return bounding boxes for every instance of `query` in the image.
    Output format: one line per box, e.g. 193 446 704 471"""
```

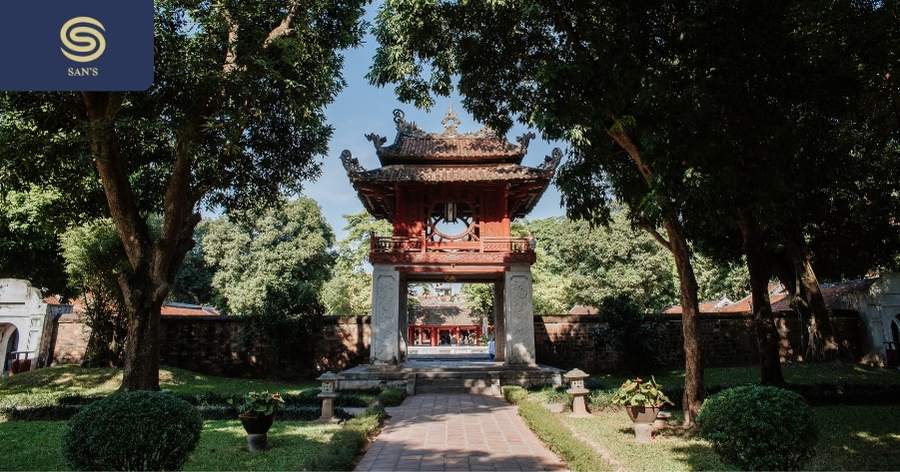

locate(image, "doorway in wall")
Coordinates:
406 281 496 360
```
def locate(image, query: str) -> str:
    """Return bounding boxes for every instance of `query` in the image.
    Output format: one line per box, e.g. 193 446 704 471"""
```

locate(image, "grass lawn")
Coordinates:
566 412 729 472
186 420 344 471
0 365 317 408
561 405 900 471
591 362 900 391
0 420 348 471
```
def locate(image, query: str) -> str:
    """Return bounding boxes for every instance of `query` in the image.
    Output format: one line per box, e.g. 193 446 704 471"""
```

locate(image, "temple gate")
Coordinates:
341 109 560 367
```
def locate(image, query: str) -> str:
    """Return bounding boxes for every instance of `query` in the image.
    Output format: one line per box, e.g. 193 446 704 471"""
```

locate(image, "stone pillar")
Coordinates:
493 280 506 362
398 273 409 362
503 265 536 365
370 265 401 365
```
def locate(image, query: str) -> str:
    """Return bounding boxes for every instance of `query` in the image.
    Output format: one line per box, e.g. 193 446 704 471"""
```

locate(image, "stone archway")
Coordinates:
0 279 50 372
891 316 900 346
0 324 19 373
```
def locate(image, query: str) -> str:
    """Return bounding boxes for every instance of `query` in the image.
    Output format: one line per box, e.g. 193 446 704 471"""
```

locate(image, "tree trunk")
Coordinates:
663 218 704 428
738 212 785 385
788 239 839 361
607 127 704 428
119 273 162 390
82 92 199 391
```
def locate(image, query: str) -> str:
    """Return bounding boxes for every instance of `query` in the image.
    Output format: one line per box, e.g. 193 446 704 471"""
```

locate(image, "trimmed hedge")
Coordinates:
377 388 407 407
502 385 528 404
507 392 611 472
62 391 202 471
307 406 386 471
3 402 350 422
697 385 818 470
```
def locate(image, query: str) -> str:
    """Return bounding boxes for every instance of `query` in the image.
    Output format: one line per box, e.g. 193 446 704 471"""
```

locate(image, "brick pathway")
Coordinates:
355 394 566 471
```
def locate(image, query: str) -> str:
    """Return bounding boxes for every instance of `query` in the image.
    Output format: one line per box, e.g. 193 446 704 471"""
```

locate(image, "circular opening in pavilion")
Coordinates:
428 202 476 241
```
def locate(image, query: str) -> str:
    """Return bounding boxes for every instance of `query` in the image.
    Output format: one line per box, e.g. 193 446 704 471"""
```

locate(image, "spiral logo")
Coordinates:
60 17 106 63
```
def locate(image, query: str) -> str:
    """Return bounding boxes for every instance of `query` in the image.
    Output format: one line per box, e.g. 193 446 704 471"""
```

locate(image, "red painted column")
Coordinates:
431 327 438 346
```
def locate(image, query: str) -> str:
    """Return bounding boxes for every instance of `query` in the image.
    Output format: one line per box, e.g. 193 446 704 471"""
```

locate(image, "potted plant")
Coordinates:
610 377 673 443
232 391 284 452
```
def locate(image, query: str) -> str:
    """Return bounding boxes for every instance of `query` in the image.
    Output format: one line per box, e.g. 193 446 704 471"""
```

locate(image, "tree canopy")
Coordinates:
0 0 367 389
202 197 334 316
320 211 392 315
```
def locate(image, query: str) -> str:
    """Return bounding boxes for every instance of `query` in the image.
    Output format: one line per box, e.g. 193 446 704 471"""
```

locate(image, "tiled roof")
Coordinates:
379 135 524 161
350 163 553 183
365 109 533 164
161 303 221 317
569 305 599 315
41 296 221 317
664 279 875 315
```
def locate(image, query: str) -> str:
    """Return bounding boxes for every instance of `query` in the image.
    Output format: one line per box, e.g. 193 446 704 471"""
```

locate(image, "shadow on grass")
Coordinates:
665 405 900 471
185 420 341 471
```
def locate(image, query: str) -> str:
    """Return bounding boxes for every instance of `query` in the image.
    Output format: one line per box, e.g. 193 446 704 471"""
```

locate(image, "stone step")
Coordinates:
412 373 501 396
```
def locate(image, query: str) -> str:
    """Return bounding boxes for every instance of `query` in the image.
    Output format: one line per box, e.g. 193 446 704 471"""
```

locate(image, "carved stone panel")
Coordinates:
370 265 401 365
503 266 536 365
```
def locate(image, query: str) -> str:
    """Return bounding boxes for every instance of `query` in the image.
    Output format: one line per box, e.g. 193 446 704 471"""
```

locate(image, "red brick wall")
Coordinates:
49 311 862 377
51 313 90 365
534 311 863 372
157 315 371 378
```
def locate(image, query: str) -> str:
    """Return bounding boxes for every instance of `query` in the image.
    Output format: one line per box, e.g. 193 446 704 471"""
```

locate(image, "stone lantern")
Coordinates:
316 371 340 422
564 368 591 417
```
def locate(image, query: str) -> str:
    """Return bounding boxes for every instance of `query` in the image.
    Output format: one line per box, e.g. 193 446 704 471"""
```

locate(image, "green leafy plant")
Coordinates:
543 386 572 405
377 388 407 407
61 391 201 471
502 385 528 404
610 377 673 407
697 385 817 470
231 391 285 418
587 389 617 412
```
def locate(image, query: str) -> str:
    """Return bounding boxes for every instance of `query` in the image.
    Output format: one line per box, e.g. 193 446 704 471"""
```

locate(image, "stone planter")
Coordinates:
626 406 662 444
653 410 672 431
240 413 275 452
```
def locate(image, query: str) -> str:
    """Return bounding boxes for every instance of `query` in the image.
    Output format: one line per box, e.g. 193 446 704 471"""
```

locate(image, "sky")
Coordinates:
305 3 566 240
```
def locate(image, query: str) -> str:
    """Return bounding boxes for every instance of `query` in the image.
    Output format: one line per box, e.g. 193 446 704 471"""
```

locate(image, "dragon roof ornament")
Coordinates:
516 132 536 152
392 108 427 137
440 106 462 136
340 150 365 174
540 148 563 172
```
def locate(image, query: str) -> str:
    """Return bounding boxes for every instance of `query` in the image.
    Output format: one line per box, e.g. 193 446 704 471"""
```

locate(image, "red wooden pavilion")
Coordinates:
341 108 560 365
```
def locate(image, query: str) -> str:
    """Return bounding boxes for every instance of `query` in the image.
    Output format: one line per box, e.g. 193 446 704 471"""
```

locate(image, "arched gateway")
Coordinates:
341 109 560 369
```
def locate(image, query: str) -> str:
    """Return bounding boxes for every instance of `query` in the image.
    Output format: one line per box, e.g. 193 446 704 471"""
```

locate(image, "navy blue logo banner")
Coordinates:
0 0 153 91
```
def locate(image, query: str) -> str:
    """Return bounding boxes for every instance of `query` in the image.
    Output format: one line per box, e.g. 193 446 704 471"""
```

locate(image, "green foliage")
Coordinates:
203 197 334 316
586 389 616 412
307 406 386 471
461 283 493 319
502 385 528 404
232 391 284 417
542 386 572 405
0 187 78 295
697 385 818 470
320 211 392 315
59 218 134 367
169 222 219 305
62 391 202 471
610 377 673 408
516 398 613 472
524 214 678 313
377 388 407 407
693 254 750 303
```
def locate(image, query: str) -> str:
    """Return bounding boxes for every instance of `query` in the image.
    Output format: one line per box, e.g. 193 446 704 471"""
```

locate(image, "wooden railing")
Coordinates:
370 234 534 254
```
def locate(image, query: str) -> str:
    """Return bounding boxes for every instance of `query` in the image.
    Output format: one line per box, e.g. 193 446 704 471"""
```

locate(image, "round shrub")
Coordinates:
62 391 202 471
697 385 817 470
